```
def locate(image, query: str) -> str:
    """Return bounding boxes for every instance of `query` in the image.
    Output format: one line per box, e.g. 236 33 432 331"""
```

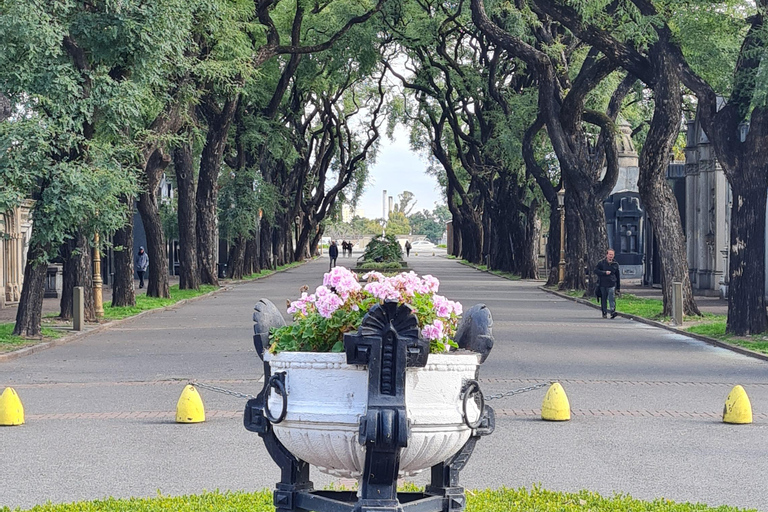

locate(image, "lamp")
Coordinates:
557 188 566 286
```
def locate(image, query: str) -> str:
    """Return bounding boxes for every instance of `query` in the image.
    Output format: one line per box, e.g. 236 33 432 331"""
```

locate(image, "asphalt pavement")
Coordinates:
1 253 766 511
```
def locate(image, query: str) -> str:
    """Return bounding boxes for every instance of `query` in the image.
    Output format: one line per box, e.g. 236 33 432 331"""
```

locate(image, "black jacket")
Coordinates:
329 244 338 258
595 259 620 290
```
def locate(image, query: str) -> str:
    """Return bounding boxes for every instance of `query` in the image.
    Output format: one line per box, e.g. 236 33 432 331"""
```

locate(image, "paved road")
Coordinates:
1 255 766 511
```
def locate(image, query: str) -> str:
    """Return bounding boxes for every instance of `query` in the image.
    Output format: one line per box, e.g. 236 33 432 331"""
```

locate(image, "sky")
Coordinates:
356 128 445 219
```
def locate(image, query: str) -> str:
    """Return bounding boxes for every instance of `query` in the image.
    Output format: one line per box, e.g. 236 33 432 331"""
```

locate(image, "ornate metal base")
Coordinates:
246 300 495 512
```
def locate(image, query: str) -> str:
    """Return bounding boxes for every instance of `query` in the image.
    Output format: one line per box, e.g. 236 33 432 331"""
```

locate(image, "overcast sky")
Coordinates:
356 129 445 219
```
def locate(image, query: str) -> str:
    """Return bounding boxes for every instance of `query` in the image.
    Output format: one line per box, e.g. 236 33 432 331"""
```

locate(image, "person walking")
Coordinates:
405 240 412 258
594 248 620 318
329 240 338 270
135 246 149 289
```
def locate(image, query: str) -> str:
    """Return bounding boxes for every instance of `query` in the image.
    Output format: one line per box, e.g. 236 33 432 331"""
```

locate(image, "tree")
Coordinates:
396 191 417 216
386 211 411 236
0 2 153 334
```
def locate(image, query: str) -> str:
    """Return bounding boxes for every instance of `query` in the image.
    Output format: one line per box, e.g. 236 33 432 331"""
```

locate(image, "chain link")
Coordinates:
190 381 257 400
189 380 552 403
483 381 552 401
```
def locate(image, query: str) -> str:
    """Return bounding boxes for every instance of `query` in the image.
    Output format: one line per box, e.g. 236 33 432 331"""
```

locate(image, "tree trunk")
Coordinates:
545 203 561 286
196 96 238 286
111 197 136 307
519 200 539 279
726 175 768 335
295 221 315 262
59 232 95 321
174 141 200 290
243 236 261 276
259 218 273 270
227 237 246 279
459 207 483 264
563 191 588 290
136 155 170 299
638 40 699 316
13 245 47 337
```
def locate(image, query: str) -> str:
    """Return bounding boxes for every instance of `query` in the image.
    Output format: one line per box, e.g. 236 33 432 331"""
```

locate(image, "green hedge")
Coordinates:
355 261 403 270
3 488 752 512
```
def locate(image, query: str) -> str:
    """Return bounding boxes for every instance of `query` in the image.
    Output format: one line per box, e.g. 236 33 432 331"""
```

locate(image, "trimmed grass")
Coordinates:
561 288 768 355
0 323 64 352
458 259 521 280
102 284 218 320
0 488 752 512
242 260 306 280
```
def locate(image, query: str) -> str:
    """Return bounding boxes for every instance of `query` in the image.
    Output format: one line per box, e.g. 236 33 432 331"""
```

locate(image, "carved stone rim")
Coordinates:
266 351 479 371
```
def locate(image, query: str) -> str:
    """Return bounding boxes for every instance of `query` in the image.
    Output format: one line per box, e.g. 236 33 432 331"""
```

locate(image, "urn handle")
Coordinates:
264 372 288 424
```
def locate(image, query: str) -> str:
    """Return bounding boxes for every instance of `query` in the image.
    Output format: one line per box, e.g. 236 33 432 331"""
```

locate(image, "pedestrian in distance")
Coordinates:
405 240 412 258
135 246 149 289
594 248 620 319
342 240 348 257
329 240 339 270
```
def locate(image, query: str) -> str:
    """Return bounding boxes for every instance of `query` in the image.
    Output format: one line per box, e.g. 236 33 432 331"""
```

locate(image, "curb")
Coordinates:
539 286 768 363
0 259 314 363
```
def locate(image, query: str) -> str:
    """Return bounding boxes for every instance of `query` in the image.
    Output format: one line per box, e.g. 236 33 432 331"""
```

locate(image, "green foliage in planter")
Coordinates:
270 295 380 352
356 261 403 270
3 487 752 512
362 234 403 263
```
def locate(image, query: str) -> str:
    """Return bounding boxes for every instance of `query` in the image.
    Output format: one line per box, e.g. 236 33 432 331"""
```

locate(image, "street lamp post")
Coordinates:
557 188 566 286
93 232 104 318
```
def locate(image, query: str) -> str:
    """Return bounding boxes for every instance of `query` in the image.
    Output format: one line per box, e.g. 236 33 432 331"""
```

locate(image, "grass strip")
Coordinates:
562 288 768 355
1 487 752 512
0 323 64 350
102 284 218 320
457 259 521 280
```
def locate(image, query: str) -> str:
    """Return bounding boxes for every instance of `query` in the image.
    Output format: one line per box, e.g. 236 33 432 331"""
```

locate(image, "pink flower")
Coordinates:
364 280 400 301
323 267 361 299
421 319 445 341
287 292 315 316
432 294 452 318
314 286 344 318
362 271 385 282
422 275 439 293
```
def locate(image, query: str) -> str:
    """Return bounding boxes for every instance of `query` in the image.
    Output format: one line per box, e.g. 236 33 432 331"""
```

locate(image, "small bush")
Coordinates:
362 234 403 263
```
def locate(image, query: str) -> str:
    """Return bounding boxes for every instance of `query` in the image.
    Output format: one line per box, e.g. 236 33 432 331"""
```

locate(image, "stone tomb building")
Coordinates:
0 202 33 309
684 116 733 298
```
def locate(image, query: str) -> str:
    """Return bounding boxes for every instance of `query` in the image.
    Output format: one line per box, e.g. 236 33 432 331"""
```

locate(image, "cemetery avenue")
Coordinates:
1 255 766 511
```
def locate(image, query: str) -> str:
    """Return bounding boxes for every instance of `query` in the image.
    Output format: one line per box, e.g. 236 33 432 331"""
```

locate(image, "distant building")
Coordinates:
341 205 364 223
0 201 33 308
604 121 645 281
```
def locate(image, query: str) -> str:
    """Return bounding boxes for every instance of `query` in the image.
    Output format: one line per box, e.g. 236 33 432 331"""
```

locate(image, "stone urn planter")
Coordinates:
264 350 481 478
245 299 495 512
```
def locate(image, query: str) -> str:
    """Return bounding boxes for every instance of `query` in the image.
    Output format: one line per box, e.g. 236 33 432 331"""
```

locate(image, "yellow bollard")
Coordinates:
0 387 25 426
541 382 571 421
723 385 752 424
176 385 205 423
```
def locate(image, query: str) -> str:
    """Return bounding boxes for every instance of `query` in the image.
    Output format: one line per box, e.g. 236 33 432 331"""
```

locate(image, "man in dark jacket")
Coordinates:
594 248 620 319
329 240 338 270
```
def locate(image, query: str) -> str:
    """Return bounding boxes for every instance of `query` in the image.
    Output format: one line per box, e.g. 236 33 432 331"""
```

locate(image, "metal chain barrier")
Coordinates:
483 381 553 401
189 380 554 403
189 381 257 400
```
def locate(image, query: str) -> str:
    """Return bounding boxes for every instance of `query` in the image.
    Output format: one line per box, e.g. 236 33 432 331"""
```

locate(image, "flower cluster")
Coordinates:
272 267 463 354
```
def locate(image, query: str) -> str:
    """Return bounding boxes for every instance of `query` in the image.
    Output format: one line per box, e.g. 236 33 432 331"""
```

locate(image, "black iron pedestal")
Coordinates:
245 300 494 512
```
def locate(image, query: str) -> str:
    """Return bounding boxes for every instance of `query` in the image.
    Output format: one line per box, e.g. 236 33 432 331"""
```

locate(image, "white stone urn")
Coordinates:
265 351 481 478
